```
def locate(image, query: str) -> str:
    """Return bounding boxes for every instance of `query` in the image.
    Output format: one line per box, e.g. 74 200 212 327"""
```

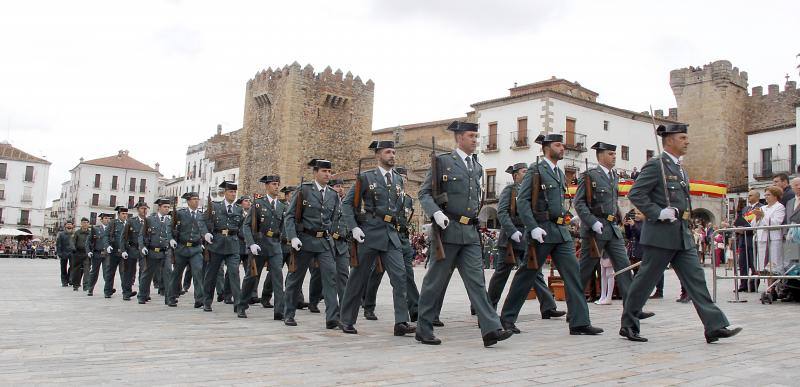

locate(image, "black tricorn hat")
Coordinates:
80 217 90 222
447 121 479 132
368 140 395 151
235 195 251 205
154 198 172 206
307 159 332 169
114 206 128 213
328 178 344 187
656 124 688 137
259 175 280 184
590 142 617 151
505 162 528 174
181 192 199 200
100 213 115 218
134 201 149 209
534 133 563 145
218 181 237 190
280 186 296 194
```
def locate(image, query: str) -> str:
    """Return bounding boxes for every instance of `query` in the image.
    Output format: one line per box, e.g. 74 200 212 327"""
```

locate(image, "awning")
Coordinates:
0 228 33 236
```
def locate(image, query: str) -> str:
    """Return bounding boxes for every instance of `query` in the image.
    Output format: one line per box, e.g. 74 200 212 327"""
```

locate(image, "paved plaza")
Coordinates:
0 258 798 386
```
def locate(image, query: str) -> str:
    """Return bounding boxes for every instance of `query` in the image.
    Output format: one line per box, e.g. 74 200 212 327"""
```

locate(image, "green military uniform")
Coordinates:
170 193 208 308
622 132 732 340
341 151 411 332
501 134 597 334
122 206 147 300
104 211 128 298
283 160 341 327
327 179 351 302
417 121 509 346
137 200 174 305
70 223 92 291
86 216 112 297
202 182 244 312
362 187 420 321
56 228 75 287
491 176 559 315
241 176 289 319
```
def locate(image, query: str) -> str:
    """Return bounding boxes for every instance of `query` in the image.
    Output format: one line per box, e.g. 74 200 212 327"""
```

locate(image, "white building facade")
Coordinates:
0 141 51 236
746 105 799 190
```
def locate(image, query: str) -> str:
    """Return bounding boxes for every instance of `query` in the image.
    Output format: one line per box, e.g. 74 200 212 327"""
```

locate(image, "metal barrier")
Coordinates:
712 224 800 303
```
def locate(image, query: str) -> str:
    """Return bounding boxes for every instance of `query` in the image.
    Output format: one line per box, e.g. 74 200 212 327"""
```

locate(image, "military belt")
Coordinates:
149 246 168 252
263 230 281 239
444 212 479 225
534 211 567 225
365 212 399 226
591 210 617 222
302 229 330 238
217 229 238 236
180 240 202 247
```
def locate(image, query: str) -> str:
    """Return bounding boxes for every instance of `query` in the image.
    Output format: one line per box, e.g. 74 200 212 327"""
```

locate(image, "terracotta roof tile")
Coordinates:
0 142 51 164
81 151 158 172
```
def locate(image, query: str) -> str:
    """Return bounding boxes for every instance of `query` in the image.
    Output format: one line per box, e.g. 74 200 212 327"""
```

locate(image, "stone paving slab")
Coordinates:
0 258 798 386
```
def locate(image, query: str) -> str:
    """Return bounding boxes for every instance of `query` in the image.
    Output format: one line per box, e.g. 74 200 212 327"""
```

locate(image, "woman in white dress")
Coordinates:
751 186 786 273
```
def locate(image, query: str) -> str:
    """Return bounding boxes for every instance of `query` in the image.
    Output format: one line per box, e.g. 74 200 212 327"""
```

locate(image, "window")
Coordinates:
109 195 116 207
24 166 34 182
487 122 498 150
646 150 654 160
129 177 136 192
791 144 797 172
603 120 609 131
139 178 146 193
111 175 118 190
93 173 101 188
515 117 528 147
22 186 32 202
192 163 197 179
621 145 630 161
565 118 577 146
0 184 4 200
128 196 135 208
138 196 144 204
761 148 772 176
20 210 30 225
90 212 97 225
92 193 99 206
0 163 6 179
485 170 497 199
232 173 236 182
0 208 3 223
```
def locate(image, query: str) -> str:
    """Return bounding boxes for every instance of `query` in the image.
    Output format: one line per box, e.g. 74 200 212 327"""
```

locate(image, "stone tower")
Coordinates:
238 62 375 194
670 60 749 190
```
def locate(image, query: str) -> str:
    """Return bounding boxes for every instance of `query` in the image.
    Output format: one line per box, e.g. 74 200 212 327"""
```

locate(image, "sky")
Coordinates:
1 0 798 203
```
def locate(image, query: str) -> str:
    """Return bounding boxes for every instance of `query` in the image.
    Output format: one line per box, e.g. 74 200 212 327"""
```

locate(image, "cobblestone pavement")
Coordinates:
1 258 798 386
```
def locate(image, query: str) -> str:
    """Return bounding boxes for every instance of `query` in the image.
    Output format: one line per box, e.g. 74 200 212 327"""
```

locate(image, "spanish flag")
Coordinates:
743 210 756 223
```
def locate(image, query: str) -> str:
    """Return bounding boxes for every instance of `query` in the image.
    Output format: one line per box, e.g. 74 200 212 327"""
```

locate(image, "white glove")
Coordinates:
169 239 177 249
249 244 261 255
592 221 604 234
204 233 213 244
121 252 128 260
658 208 677 222
433 211 450 229
510 231 522 243
141 247 148 255
352 227 366 243
291 237 303 251
87 252 93 258
106 246 113 254
530 227 547 243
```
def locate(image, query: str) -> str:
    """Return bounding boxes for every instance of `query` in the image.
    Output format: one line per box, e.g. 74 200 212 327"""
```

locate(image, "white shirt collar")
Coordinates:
598 165 611 175
223 199 235 207
377 166 392 179
266 194 277 205
314 180 327 193
454 148 471 166
543 157 558 172
664 151 682 165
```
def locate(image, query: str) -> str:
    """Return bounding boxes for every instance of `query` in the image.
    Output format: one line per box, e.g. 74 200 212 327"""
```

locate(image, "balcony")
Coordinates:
753 159 792 180
560 131 587 153
510 131 529 150
481 135 499 153
21 195 33 203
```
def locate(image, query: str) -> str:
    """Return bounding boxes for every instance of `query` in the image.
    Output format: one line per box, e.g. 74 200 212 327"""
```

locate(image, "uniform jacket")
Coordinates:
496 183 525 250
627 152 694 250
109 218 128 256
419 151 483 246
398 195 414 243
89 224 111 253
205 201 244 255
56 231 75 256
284 182 337 253
138 213 174 253
71 228 91 254
517 160 572 243
343 168 404 252
172 207 208 257
243 196 286 257
574 166 624 241
123 216 147 258
329 195 350 256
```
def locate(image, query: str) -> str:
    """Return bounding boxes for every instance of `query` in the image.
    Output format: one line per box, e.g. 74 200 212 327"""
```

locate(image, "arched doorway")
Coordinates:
479 206 499 229
691 208 715 225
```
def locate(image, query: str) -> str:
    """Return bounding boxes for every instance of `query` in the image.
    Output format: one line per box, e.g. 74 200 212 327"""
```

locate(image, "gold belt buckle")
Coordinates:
556 217 564 225
185 242 192 247
221 230 229 236
682 211 690 220
266 230 274 237
332 232 340 240
459 216 470 225
383 215 393 223
315 231 324 238
607 215 615 222
154 248 161 253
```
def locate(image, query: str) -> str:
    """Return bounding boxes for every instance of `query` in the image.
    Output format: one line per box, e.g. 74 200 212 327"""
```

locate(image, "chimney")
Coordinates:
155 162 160 171
79 157 84 163
216 124 222 136
118 150 125 157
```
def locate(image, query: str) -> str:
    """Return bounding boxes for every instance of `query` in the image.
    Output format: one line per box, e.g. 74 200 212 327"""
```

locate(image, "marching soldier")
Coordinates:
283 159 341 328
500 133 603 336
327 178 351 302
137 198 174 306
261 186 307 309
574 142 654 319
620 124 741 343
491 162 565 323
120 202 148 301
70 218 92 291
416 121 513 347
224 195 251 305
56 221 76 287
201 181 244 314
107 206 130 299
240 175 288 320
361 166 421 322
340 141 414 336
170 192 208 309
86 213 114 297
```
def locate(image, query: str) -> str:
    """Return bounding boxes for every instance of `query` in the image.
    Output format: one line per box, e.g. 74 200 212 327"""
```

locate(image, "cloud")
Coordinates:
154 26 205 57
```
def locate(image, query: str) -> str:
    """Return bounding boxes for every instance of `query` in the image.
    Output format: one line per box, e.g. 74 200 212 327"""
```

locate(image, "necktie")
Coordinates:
609 171 613 181
320 188 325 200
385 172 393 186
227 204 232 214
272 200 277 210
191 211 196 220
465 157 473 172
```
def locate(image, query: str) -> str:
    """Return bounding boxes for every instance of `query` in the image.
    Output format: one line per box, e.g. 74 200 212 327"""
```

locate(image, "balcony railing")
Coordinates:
560 131 587 153
481 135 499 153
753 159 792 180
510 131 529 149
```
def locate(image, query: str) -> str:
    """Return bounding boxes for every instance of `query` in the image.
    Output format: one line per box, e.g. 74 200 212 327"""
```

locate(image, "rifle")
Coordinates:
203 194 214 263
289 177 304 273
526 157 540 270
247 202 259 277
430 137 446 261
170 197 178 265
505 185 518 264
583 158 602 258
350 159 363 268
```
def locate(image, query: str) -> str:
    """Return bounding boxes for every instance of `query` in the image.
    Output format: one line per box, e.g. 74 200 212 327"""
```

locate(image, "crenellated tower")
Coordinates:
239 62 375 193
